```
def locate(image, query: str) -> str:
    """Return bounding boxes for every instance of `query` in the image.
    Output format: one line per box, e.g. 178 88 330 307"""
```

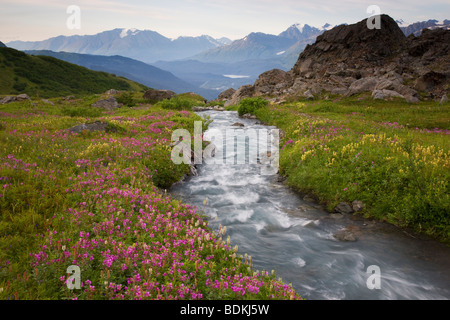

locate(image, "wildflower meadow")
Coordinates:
0 94 300 300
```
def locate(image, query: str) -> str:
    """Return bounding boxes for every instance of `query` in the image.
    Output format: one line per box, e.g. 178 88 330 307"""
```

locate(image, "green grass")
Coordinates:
0 47 148 98
0 94 300 300
253 97 450 243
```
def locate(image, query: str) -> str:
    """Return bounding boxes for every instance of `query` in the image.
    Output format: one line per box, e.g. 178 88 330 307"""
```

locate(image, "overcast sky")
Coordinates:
1 0 449 42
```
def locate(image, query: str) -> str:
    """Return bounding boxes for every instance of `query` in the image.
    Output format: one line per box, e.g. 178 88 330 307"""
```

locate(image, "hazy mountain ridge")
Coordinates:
7 29 232 64
398 19 450 36
24 50 218 100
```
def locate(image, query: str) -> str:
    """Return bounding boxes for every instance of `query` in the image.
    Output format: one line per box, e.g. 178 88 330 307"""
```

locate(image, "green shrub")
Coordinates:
116 92 135 107
238 97 269 116
157 96 204 111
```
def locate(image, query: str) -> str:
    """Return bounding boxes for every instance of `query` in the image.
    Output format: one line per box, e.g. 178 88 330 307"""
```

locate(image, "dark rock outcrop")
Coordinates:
225 15 449 104
225 85 255 106
218 88 236 101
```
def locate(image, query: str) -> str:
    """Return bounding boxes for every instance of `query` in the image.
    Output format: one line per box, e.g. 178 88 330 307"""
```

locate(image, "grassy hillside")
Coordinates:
0 47 148 98
24 50 219 99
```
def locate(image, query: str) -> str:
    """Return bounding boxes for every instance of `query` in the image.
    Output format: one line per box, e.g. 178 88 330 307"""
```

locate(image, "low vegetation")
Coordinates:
155 94 206 111
237 97 269 116
0 92 300 300
249 96 449 243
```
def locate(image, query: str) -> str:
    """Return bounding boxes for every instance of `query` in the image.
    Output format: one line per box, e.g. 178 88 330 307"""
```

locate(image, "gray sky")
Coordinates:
1 0 449 42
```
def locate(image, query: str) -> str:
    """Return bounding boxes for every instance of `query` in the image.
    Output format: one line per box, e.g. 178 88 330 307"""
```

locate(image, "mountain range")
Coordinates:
397 19 450 36
8 29 231 64
5 19 449 99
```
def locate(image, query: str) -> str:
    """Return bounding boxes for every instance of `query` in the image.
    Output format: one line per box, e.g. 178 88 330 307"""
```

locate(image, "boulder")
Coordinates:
372 89 404 100
105 89 119 95
232 123 245 127
213 105 225 111
253 69 293 96
440 94 449 105
218 88 236 101
41 99 54 105
225 85 255 107
143 89 176 102
16 94 31 101
192 106 212 112
352 200 365 212
335 202 354 214
0 96 16 105
189 165 198 176
303 90 314 100
67 121 117 134
333 228 358 242
91 97 119 110
347 77 378 96
1 94 31 104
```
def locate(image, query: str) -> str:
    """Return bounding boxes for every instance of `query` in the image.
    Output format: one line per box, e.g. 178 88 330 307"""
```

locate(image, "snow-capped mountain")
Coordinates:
278 23 334 42
192 23 332 64
7 28 232 64
397 19 450 36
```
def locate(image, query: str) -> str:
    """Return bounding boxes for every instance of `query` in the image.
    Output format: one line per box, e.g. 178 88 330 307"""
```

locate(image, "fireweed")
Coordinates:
0 100 300 300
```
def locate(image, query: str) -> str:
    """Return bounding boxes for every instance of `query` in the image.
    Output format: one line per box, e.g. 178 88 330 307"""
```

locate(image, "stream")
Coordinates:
170 110 450 300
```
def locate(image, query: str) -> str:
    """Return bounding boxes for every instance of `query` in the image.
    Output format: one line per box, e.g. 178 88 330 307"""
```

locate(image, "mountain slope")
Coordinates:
0 47 148 98
398 19 450 36
0 41 5 48
7 29 231 64
191 23 331 65
192 32 297 63
24 50 217 98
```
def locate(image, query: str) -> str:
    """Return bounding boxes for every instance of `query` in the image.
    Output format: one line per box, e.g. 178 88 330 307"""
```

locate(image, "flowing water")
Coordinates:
170 110 450 300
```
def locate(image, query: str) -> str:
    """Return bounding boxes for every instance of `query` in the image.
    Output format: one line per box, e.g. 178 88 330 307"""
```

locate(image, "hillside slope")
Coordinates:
0 47 148 98
24 50 217 99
